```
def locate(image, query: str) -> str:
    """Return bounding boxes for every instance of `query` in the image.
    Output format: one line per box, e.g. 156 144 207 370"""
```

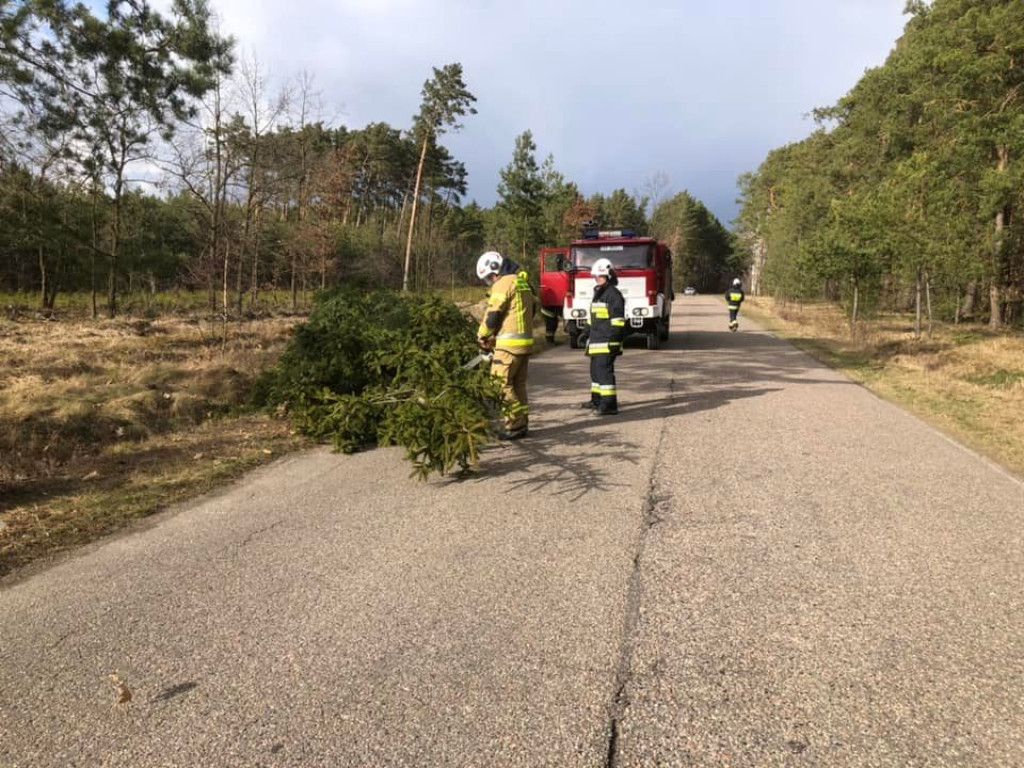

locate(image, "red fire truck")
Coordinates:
540 228 674 350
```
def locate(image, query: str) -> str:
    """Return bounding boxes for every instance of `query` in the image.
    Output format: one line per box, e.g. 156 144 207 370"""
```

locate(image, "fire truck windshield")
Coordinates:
572 244 652 271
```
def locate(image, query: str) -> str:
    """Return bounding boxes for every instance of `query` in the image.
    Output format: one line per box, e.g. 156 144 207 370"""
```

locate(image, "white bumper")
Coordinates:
565 277 670 323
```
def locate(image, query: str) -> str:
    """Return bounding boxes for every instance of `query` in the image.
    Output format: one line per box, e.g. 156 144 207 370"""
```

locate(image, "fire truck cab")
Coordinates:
542 228 674 350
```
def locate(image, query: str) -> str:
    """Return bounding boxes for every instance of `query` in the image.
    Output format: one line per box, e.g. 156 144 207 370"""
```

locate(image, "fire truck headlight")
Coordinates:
571 309 586 319
632 308 650 317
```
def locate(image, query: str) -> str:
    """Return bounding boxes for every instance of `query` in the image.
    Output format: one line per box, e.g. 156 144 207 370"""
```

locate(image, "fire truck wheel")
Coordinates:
646 333 660 350
658 319 670 342
568 331 581 350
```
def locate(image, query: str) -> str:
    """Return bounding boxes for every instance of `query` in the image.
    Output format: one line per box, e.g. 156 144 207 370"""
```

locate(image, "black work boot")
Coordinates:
580 399 598 409
498 425 528 440
595 397 618 416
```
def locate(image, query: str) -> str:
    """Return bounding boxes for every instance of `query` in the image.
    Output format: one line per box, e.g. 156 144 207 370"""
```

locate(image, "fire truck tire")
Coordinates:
658 319 670 342
646 332 660 350
568 331 581 349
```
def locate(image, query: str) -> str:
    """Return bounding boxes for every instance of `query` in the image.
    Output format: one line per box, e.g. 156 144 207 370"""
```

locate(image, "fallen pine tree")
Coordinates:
254 290 501 478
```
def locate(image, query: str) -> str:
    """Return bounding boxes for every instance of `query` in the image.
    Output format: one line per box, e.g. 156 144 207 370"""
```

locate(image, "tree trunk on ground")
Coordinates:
403 135 430 292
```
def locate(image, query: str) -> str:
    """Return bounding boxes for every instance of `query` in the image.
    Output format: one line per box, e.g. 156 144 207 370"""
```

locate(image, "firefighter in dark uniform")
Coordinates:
581 258 626 415
726 278 745 331
541 306 559 343
476 251 536 439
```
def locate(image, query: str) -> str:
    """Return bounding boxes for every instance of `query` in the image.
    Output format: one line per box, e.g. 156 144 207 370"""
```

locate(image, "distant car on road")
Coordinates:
683 286 697 296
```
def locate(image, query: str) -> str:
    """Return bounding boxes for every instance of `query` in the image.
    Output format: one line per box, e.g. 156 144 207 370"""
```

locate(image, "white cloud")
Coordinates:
161 0 910 221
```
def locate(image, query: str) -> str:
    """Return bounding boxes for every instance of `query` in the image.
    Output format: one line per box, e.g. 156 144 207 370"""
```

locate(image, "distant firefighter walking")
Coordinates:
726 278 745 331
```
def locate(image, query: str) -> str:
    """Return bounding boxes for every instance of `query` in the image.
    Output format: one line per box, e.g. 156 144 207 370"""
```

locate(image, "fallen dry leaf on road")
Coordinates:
108 673 133 705
82 471 100 481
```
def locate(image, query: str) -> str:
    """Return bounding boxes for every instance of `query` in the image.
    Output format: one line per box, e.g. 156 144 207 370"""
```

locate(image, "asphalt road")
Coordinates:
2 296 1022 767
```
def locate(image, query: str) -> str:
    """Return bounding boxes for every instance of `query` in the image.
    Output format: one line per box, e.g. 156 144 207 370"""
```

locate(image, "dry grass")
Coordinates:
1 289 305 320
0 313 307 577
745 298 1024 476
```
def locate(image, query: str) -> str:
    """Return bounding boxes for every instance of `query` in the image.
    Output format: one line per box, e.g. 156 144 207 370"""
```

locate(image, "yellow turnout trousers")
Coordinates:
491 349 529 431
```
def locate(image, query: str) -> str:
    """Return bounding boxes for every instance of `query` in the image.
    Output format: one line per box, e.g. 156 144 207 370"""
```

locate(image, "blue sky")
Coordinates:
153 0 910 225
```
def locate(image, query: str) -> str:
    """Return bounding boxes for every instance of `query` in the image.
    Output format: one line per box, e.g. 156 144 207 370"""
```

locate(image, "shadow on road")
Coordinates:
469 339 794 499
467 304 858 498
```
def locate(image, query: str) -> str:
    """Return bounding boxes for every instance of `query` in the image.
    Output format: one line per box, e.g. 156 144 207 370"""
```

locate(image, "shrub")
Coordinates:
257 290 501 478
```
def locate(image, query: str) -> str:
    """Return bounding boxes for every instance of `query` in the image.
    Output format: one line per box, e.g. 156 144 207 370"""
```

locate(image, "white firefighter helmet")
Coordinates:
592 258 615 279
476 251 503 281
732 278 742 287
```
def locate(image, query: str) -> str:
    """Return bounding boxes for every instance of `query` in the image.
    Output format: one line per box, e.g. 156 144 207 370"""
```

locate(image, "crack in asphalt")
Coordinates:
605 377 675 768
228 519 287 552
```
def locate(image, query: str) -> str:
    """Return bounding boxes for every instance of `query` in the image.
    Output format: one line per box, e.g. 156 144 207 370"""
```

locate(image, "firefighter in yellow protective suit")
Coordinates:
475 251 536 440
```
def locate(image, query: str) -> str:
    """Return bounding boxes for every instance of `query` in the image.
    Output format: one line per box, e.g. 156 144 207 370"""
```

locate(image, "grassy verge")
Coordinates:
744 297 1024 477
0 415 304 578
0 313 307 578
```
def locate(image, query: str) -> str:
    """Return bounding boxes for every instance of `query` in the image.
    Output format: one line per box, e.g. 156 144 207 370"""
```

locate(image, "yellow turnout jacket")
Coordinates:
478 272 536 354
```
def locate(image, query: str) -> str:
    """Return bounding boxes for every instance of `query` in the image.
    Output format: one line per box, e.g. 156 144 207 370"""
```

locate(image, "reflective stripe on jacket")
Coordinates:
726 289 745 310
478 272 537 354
